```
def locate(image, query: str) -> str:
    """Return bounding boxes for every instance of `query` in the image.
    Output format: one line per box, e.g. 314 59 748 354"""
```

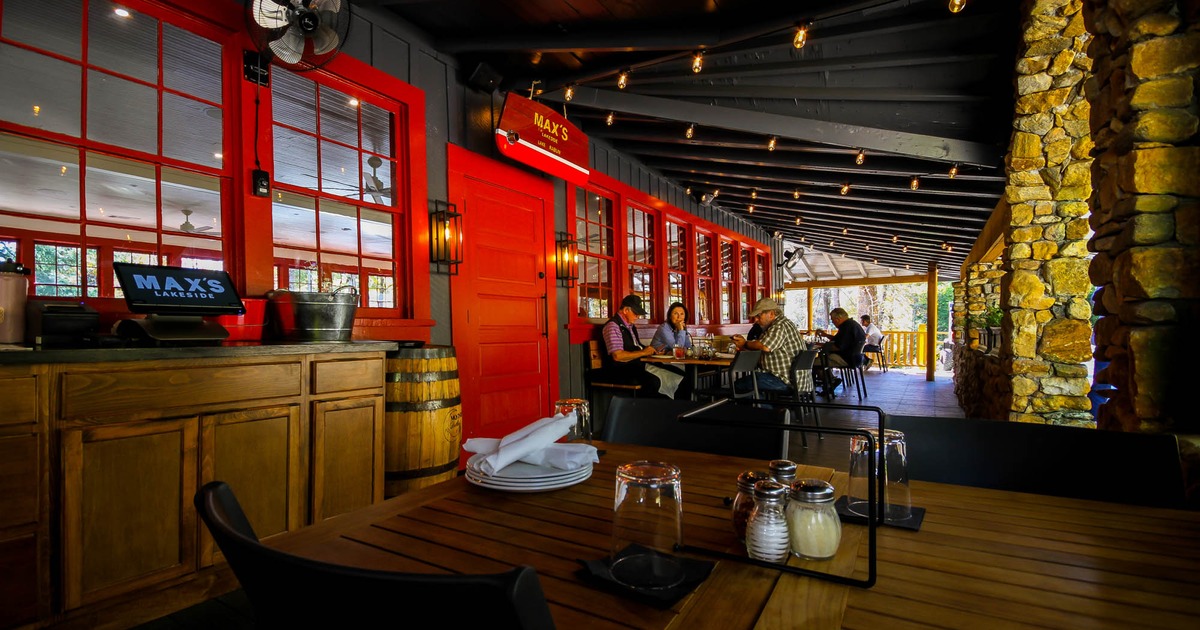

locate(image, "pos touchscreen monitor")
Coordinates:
112 263 244 341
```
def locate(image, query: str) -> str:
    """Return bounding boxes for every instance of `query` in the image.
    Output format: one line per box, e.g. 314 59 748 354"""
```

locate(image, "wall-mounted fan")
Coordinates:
179 209 213 234
778 248 802 269
246 0 351 71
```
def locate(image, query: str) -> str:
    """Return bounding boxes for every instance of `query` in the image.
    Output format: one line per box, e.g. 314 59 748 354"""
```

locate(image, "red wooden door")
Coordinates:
447 144 558 444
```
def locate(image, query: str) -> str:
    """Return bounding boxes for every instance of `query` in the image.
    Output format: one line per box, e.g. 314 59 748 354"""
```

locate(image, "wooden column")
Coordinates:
806 287 813 330
927 261 938 382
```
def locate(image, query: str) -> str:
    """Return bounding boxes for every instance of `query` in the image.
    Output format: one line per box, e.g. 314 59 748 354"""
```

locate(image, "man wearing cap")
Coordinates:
596 295 685 398
731 297 806 393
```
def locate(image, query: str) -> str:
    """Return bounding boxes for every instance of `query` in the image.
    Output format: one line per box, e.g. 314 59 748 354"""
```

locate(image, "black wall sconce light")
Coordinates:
430 200 462 275
555 231 578 287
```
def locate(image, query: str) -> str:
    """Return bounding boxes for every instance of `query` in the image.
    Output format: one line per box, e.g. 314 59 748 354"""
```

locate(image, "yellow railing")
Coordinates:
879 327 952 367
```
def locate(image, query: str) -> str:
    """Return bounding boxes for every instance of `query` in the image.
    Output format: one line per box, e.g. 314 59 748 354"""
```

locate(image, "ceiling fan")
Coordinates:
179 209 213 233
363 155 391 204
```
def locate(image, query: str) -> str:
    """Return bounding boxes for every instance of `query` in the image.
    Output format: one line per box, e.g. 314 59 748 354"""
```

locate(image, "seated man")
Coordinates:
813 308 866 389
731 298 806 394
593 295 684 399
860 314 883 369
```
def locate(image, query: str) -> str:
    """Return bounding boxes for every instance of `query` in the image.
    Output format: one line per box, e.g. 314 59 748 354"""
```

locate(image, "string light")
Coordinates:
712 188 720 198
906 264 911 269
774 231 781 238
910 176 920 190
902 245 908 253
750 189 757 199
949 163 959 179
892 234 899 243
793 189 800 199
795 217 801 225
747 205 755 213
840 183 850 195
793 24 809 49
686 123 695 139
842 227 849 235
617 70 629 89
855 149 865 165
692 51 704 73
949 0 967 13
605 111 614 125
800 235 806 242
865 244 870 251
564 85 574 101
829 240 835 247
685 187 692 195
33 105 41 116
767 136 777 151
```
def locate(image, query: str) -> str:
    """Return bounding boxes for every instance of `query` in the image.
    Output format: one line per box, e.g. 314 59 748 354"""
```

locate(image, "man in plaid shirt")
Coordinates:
731 298 807 393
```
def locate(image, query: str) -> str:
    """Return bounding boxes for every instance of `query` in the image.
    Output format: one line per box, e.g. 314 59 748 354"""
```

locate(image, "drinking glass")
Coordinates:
673 346 686 359
610 461 684 589
552 398 591 444
846 429 911 523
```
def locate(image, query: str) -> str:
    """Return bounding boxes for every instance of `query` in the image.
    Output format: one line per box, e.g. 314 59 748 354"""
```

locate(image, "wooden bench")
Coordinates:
583 340 642 433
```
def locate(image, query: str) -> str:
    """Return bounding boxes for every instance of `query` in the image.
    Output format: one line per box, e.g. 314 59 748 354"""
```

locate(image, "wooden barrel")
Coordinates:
384 345 462 497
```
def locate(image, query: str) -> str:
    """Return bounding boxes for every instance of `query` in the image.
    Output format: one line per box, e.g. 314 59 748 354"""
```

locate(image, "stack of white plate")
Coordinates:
465 453 593 492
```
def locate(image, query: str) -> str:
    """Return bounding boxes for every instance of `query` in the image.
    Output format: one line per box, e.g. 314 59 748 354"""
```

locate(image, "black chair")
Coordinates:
885 415 1186 508
864 334 888 372
195 481 557 629
601 397 789 460
694 349 763 401
781 349 823 446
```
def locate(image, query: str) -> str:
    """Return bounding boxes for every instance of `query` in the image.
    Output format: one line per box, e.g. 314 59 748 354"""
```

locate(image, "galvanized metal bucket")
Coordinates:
267 286 358 341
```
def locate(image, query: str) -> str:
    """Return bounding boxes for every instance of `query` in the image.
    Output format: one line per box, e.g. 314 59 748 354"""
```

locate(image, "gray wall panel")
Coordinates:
370 26 410 83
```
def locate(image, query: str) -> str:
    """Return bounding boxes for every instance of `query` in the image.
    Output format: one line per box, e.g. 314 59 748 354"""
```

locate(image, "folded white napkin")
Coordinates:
462 413 598 475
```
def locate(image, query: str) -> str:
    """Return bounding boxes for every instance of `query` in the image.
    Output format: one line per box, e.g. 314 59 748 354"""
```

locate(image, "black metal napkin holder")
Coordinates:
674 397 910 589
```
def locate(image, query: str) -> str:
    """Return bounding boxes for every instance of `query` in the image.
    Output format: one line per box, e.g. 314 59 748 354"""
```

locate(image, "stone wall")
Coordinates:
1000 0 1097 426
1084 0 1199 495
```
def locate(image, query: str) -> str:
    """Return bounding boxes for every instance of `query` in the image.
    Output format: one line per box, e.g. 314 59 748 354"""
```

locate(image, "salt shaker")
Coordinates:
731 470 770 541
786 479 841 559
745 480 790 564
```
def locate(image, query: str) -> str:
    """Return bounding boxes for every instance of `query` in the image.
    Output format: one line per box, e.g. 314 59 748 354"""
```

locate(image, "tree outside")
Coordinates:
783 282 953 332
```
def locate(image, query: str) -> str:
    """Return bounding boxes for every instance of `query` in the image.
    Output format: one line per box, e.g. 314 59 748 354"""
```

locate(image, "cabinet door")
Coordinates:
0 434 40 628
61 418 198 609
199 405 302 567
311 396 384 521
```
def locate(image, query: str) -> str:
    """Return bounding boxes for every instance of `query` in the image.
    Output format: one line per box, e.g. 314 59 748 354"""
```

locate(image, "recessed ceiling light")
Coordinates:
114 8 131 18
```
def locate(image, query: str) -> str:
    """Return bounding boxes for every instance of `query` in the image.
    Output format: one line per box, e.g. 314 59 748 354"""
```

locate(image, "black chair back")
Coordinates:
195 481 557 629
886 415 1186 508
601 397 788 460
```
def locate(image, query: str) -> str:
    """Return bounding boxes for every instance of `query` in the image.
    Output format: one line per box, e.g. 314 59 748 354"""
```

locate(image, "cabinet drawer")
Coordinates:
312 359 383 395
0 376 37 427
61 362 302 420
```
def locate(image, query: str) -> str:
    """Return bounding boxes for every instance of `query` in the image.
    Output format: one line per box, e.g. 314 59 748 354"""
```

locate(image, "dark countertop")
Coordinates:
0 340 401 366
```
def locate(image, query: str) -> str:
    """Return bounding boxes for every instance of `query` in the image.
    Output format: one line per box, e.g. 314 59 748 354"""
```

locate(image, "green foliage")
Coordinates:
984 305 1003 327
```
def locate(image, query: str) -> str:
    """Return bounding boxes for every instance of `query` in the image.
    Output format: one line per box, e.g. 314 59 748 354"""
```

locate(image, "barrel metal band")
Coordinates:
386 397 461 412
385 459 459 480
386 370 459 383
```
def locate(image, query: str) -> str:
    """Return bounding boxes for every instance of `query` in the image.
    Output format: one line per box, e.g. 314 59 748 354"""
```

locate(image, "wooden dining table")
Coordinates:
642 354 733 395
268 442 1200 629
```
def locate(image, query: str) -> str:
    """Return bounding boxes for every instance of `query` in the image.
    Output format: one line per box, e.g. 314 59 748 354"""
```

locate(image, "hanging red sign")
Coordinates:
495 93 589 185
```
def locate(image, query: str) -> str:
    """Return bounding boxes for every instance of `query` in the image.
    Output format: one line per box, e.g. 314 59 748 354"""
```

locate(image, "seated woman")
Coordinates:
651 302 692 352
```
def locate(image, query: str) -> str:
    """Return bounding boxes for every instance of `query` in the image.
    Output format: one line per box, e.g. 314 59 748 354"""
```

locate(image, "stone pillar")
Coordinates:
1001 0 1097 426
1085 0 1199 442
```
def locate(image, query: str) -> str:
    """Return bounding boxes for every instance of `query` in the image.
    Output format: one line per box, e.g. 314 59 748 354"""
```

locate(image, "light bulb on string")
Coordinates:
692 51 704 73
910 176 920 191
712 188 720 198
685 187 692 195
829 240 835 247
750 189 757 199
793 24 809 49
605 111 614 126
686 123 695 139
842 227 849 235
795 217 801 225
564 85 574 101
949 0 967 13
892 234 899 243
617 70 629 89
793 189 800 199
747 205 755 213
800 235 806 242
840 183 850 195
902 245 908 253
855 149 865 165
949 163 959 179
767 136 777 151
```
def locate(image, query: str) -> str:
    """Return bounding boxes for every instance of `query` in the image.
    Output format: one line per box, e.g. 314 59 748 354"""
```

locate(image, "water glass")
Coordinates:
552 398 591 444
846 429 911 523
610 461 684 589
673 346 686 359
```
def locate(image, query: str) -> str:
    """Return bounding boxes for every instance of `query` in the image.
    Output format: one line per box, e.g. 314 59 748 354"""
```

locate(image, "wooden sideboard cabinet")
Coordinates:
0 343 391 629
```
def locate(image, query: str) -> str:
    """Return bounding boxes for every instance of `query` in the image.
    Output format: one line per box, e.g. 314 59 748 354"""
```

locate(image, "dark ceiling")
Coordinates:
357 0 1021 279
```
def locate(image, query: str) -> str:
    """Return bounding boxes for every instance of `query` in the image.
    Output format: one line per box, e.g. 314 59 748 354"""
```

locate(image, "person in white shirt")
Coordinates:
861 315 883 369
